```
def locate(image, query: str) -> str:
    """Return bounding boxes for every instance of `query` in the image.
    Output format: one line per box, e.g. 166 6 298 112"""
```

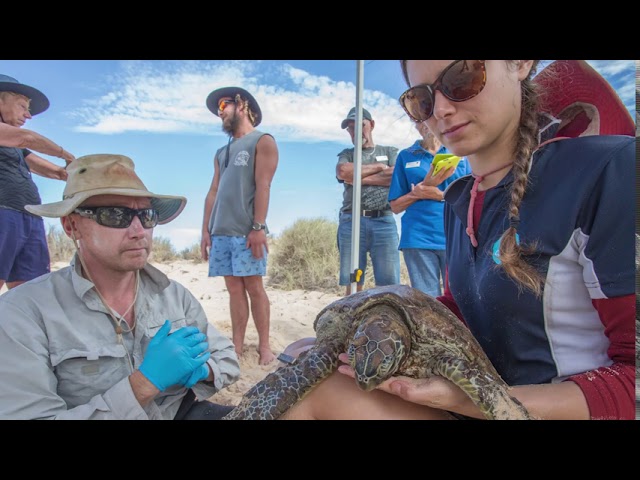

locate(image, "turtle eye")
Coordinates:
379 355 393 373
347 343 356 363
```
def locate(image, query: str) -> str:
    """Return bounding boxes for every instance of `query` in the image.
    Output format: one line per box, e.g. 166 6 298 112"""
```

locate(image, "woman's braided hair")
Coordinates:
400 60 544 296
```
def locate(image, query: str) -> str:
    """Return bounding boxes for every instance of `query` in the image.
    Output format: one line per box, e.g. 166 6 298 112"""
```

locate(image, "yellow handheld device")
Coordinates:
432 153 462 176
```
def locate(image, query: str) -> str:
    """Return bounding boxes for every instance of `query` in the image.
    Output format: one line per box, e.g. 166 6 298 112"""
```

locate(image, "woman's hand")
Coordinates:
423 162 455 187
336 353 469 412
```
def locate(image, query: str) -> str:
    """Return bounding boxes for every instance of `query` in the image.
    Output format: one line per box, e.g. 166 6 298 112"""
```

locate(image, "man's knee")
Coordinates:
224 276 246 295
243 275 266 297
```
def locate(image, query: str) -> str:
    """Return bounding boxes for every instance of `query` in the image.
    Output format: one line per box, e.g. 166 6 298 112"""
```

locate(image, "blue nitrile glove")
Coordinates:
181 363 211 388
139 320 211 391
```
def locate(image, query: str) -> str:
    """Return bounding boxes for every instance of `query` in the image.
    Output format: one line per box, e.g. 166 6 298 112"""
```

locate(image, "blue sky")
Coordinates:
1 60 636 251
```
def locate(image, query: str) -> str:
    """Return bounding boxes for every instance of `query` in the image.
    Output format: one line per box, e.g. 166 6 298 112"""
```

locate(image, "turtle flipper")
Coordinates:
222 349 339 420
433 355 534 420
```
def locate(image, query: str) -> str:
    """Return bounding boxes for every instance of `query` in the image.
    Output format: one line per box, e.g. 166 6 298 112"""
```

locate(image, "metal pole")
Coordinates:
349 60 365 295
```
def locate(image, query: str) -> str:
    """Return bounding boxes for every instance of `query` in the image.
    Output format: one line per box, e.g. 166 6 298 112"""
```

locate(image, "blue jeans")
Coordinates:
337 213 400 286
402 248 446 297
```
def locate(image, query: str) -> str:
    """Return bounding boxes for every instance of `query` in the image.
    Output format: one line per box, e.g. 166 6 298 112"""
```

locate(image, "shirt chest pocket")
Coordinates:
145 317 190 339
405 162 428 184
51 345 130 407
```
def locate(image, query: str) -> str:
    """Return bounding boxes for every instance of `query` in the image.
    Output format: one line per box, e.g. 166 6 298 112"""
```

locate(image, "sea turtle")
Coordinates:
223 284 533 420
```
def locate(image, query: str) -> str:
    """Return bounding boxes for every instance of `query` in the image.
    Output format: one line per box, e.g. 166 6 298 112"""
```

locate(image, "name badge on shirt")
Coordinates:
406 161 420 168
375 155 388 162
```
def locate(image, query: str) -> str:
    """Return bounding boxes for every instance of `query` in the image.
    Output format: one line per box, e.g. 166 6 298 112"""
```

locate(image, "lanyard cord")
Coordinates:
465 136 570 248
466 162 514 248
70 233 139 372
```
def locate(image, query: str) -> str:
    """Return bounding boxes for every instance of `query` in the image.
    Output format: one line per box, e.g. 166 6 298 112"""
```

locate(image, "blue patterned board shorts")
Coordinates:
208 235 267 277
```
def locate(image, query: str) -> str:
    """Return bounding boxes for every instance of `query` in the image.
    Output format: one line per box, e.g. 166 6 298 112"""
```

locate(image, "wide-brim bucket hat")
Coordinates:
206 86 262 127
25 154 186 225
0 74 50 116
534 60 635 137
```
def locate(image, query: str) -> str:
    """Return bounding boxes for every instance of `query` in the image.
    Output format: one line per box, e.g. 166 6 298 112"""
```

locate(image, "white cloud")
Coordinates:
69 60 416 147
69 60 635 148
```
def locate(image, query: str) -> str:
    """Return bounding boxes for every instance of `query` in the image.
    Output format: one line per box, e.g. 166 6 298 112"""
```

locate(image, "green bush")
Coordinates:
180 242 205 263
46 225 75 263
149 236 177 263
267 217 341 293
267 217 410 294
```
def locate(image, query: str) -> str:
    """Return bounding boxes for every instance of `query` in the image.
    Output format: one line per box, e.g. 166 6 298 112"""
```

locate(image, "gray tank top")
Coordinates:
208 130 272 236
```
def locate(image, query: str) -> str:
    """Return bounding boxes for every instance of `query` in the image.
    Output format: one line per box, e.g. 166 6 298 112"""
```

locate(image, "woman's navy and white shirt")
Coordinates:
440 135 635 419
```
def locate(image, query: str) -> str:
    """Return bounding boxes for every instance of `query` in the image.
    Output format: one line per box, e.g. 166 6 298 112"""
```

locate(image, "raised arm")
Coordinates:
24 152 68 180
0 122 74 164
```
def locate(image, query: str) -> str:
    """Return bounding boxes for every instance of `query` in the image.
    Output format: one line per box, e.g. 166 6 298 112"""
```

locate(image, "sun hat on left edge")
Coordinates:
25 154 187 225
0 74 50 115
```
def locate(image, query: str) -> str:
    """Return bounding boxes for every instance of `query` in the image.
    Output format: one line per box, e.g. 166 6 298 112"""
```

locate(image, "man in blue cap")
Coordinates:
0 74 76 292
201 86 278 365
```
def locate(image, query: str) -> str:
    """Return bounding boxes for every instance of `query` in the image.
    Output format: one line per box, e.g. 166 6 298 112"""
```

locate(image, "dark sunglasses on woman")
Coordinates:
399 60 487 122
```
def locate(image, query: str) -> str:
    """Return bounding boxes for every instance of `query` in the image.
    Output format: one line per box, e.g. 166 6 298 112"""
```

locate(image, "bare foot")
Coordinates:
258 348 276 366
234 347 244 359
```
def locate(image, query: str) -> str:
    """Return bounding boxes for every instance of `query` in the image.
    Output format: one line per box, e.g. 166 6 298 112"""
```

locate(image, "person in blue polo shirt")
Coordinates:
279 60 635 420
389 121 471 296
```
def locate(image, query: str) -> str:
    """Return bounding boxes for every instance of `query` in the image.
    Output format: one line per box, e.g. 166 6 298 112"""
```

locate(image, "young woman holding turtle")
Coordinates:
277 60 635 420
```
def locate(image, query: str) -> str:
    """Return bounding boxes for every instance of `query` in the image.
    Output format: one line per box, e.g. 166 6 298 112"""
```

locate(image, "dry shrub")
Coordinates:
149 236 177 263
46 225 75 263
268 217 410 294
267 217 341 293
180 242 205 263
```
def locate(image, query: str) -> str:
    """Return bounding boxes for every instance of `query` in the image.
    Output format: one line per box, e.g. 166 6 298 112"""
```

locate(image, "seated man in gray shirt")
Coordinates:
0 154 240 420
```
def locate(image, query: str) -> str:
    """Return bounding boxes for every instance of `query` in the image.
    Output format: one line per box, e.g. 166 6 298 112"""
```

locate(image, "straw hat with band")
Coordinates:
0 74 50 116
25 154 186 224
25 154 187 368
533 60 635 138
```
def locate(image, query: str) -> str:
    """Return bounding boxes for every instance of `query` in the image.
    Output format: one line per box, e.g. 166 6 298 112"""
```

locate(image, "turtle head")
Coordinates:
346 305 411 391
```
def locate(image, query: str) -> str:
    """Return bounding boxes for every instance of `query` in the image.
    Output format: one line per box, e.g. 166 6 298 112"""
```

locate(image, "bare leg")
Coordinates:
224 276 250 358
282 371 455 420
7 281 26 289
0 280 5 291
243 275 275 365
